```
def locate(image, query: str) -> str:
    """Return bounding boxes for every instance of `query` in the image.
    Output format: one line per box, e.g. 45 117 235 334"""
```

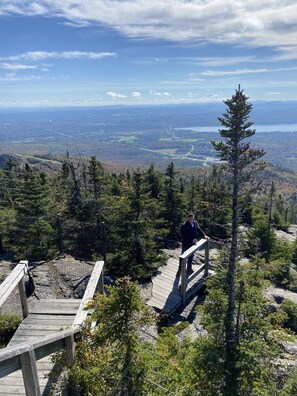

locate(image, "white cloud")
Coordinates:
0 51 116 62
0 62 37 70
267 91 283 96
131 91 141 97
201 67 297 76
154 91 171 96
2 1 297 51
106 91 127 98
0 73 42 81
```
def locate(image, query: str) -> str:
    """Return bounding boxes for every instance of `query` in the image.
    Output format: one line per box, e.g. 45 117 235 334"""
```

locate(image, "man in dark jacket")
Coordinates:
179 211 208 275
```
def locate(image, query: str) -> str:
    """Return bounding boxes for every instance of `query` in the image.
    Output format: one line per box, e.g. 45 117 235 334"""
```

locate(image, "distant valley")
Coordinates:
0 101 297 170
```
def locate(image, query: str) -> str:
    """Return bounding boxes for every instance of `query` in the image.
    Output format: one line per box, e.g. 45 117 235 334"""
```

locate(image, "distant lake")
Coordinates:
175 124 297 133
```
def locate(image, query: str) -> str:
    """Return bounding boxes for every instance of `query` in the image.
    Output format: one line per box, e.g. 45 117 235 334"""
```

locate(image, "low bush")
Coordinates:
281 300 297 333
0 314 22 348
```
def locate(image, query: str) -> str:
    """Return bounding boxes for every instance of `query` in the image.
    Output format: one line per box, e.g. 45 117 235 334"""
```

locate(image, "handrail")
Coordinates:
73 260 104 327
0 260 104 396
0 327 80 378
0 260 29 318
179 239 209 304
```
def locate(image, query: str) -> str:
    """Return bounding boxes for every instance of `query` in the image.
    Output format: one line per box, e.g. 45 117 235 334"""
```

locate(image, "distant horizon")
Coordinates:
0 98 296 111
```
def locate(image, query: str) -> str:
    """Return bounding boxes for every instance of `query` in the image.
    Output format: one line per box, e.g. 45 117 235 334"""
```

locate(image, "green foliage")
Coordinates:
162 162 185 240
197 255 288 395
280 369 297 396
140 326 195 396
281 300 297 333
265 259 291 287
211 86 267 395
9 169 56 260
292 238 297 264
64 277 155 396
245 212 275 259
0 314 22 348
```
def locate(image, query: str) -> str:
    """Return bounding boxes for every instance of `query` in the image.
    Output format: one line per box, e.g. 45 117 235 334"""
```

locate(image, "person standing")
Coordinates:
178 211 209 275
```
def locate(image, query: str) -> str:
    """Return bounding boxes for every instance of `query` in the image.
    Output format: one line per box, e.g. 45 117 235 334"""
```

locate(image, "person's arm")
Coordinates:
194 222 209 241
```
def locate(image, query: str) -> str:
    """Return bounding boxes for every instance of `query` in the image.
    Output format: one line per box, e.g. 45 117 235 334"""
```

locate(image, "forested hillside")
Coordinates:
1 88 297 395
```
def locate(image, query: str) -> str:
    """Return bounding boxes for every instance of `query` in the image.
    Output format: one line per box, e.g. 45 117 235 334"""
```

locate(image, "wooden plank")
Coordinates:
150 289 181 305
29 299 81 315
0 356 21 378
0 261 28 307
73 260 104 326
152 280 180 293
29 307 79 315
26 314 75 322
153 271 176 282
0 327 79 363
0 359 54 396
20 350 41 396
7 312 76 347
180 238 207 260
20 318 74 326
18 277 29 318
0 262 105 395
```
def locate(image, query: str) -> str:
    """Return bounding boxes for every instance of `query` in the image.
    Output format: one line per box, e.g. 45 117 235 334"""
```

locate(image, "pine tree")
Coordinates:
13 167 55 259
211 86 266 395
64 277 154 396
162 162 184 241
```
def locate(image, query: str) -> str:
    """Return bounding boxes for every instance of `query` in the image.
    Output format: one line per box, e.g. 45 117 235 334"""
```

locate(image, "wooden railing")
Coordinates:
0 260 104 396
0 260 29 318
179 238 209 304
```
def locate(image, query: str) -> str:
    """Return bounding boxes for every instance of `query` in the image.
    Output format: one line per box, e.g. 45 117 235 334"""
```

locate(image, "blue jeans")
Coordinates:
182 244 194 270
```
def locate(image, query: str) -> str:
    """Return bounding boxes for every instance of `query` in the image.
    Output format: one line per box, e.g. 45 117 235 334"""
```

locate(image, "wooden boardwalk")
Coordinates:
0 260 104 396
0 299 80 396
147 244 215 314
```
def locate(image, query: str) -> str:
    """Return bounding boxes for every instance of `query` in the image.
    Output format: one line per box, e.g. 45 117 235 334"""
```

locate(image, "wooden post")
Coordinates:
18 277 29 318
180 257 187 304
98 271 104 294
20 350 41 396
65 334 75 366
204 239 209 277
101 221 107 263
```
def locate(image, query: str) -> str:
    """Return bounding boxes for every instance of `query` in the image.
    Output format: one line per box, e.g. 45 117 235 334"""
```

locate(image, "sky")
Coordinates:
1 0 297 107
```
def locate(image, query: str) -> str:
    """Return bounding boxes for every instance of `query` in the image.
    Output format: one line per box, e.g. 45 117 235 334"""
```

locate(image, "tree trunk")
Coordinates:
224 178 239 395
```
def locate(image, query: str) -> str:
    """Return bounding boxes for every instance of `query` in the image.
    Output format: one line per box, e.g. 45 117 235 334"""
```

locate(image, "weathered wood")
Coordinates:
65 334 75 366
180 239 207 303
73 260 104 327
0 260 105 396
20 349 41 396
204 239 209 277
0 327 79 365
147 239 214 313
180 256 186 304
0 356 55 396
0 356 21 378
0 261 28 307
29 299 81 315
18 277 30 318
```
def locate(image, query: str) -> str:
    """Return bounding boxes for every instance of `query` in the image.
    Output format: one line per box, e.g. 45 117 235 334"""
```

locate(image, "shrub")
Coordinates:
281 300 297 333
264 259 291 287
0 314 22 347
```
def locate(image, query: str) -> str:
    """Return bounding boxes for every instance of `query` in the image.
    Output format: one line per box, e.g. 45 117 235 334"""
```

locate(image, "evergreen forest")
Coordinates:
1 87 297 395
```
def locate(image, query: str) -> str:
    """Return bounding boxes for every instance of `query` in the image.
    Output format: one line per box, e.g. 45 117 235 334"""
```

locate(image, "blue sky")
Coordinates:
1 0 297 107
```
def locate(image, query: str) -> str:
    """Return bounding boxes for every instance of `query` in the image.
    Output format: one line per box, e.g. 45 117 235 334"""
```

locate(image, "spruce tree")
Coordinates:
162 162 184 241
211 86 266 394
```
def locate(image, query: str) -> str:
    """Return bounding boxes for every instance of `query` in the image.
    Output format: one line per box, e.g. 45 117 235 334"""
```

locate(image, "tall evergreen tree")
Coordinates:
12 167 55 259
162 162 184 241
211 86 266 394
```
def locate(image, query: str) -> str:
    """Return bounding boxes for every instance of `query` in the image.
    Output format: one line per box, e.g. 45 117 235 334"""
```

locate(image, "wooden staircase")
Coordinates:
0 260 104 396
